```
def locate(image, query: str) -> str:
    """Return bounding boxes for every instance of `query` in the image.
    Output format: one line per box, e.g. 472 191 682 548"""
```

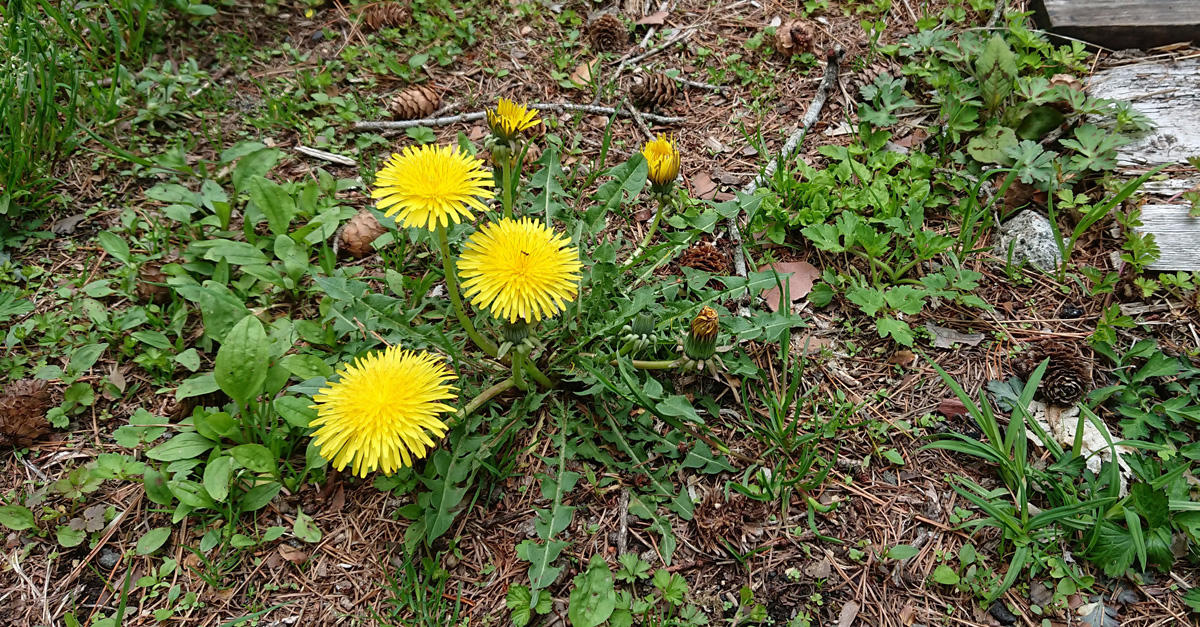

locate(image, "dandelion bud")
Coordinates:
641 134 680 193
486 98 540 144
684 306 718 361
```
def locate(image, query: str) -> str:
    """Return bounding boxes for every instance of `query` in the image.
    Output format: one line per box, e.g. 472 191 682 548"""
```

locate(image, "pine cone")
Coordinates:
136 261 171 305
588 14 628 53
1013 341 1091 407
629 73 677 111
677 242 729 274
0 379 52 448
775 20 815 57
389 84 440 120
361 2 411 31
340 210 387 258
846 60 902 102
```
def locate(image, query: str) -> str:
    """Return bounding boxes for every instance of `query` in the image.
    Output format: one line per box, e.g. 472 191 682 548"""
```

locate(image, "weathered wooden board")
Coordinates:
1032 0 1200 50
1136 205 1200 271
1087 58 1200 271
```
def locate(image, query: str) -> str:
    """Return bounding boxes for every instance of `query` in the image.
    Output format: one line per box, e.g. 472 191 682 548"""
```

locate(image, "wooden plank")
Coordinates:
1087 58 1200 271
1032 0 1200 49
1086 58 1200 168
1135 205 1200 271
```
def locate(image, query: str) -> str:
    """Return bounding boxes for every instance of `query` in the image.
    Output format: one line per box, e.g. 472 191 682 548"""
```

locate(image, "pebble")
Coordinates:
995 210 1062 271
98 547 121 570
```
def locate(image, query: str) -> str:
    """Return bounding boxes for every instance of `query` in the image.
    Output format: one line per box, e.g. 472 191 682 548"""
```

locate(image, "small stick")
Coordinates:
616 488 630 556
623 98 656 141
664 73 727 92
353 103 684 130
728 47 845 300
295 145 357 166
988 0 1007 27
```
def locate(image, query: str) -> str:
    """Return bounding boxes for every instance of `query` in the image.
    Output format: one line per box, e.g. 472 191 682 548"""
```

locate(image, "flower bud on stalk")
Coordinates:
684 306 719 362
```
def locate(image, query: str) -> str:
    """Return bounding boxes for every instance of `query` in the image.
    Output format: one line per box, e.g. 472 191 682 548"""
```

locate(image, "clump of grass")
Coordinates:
0 0 82 218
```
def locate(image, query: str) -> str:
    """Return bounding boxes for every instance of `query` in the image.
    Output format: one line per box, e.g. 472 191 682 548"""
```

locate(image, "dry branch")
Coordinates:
353 102 684 131
729 47 845 303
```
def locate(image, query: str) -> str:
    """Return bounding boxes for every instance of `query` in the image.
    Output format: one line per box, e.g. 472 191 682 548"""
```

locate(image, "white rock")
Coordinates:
996 210 1062 271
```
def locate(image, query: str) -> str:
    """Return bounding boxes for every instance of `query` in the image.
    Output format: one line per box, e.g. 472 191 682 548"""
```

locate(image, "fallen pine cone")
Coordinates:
360 1 411 31
0 379 52 448
775 19 814 57
389 84 440 120
340 210 387 258
677 241 729 275
588 14 628 52
1013 341 1091 407
136 261 171 305
629 72 677 111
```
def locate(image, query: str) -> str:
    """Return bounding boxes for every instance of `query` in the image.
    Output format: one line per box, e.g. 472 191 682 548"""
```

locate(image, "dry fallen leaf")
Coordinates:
278 544 309 565
887 350 916 366
837 600 861 627
690 171 718 200
937 398 969 419
792 334 833 355
570 58 600 85
925 322 986 349
636 10 668 25
759 261 819 312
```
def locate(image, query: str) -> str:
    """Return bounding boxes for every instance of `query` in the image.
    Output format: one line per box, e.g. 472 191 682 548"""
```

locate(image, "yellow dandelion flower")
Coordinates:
310 346 457 477
486 98 541 142
641 134 681 188
458 217 582 323
371 144 494 231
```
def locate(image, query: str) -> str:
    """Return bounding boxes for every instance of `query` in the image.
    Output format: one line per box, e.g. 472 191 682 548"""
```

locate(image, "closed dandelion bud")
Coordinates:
641 134 680 194
631 312 654 338
684 306 719 361
500 319 530 345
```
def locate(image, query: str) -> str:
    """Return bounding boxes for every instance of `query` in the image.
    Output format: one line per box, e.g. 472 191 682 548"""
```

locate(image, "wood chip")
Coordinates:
925 322 986 348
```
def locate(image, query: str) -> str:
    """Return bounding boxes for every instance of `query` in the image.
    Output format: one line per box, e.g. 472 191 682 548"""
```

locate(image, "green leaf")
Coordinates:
876 317 914 346
506 585 533 627
931 564 960 585
203 455 235 502
231 148 282 195
239 482 281 512
280 354 333 380
568 555 616 627
966 125 1018 164
145 432 215 462
517 539 567 591
846 286 886 316
228 444 277 475
95 231 131 264
214 315 270 406
881 448 905 465
57 525 86 547
589 155 648 231
293 510 322 543
1016 105 1065 141
275 396 317 428
0 505 36 530
656 395 704 424
136 527 171 555
887 544 920 560
976 34 1017 111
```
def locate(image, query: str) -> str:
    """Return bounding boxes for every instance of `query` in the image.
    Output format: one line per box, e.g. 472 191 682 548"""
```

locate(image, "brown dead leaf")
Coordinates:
690 171 718 200
937 398 969 419
278 544 309 564
837 600 860 627
758 261 819 312
571 58 600 85
792 334 833 355
468 125 487 141
888 350 916 366
925 322 985 349
636 10 668 25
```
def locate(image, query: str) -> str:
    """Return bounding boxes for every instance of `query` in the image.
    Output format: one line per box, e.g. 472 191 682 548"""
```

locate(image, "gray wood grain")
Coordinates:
1088 59 1200 271
1135 205 1200 271
1033 0 1200 49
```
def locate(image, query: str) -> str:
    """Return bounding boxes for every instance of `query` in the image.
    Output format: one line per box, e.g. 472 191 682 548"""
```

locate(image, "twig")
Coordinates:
664 72 727 92
603 26 698 104
617 488 630 556
728 47 845 307
353 103 684 131
623 98 656 141
295 145 357 167
988 0 1007 27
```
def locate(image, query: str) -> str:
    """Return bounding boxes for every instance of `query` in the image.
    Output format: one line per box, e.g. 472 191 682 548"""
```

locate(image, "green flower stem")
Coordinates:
511 350 529 391
501 154 514 220
435 225 499 358
613 358 681 370
523 360 554 388
638 195 669 253
458 376 515 419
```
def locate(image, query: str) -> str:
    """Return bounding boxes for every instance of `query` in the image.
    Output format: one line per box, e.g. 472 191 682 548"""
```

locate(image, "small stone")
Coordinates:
988 601 1018 625
996 210 1061 271
98 547 121 570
